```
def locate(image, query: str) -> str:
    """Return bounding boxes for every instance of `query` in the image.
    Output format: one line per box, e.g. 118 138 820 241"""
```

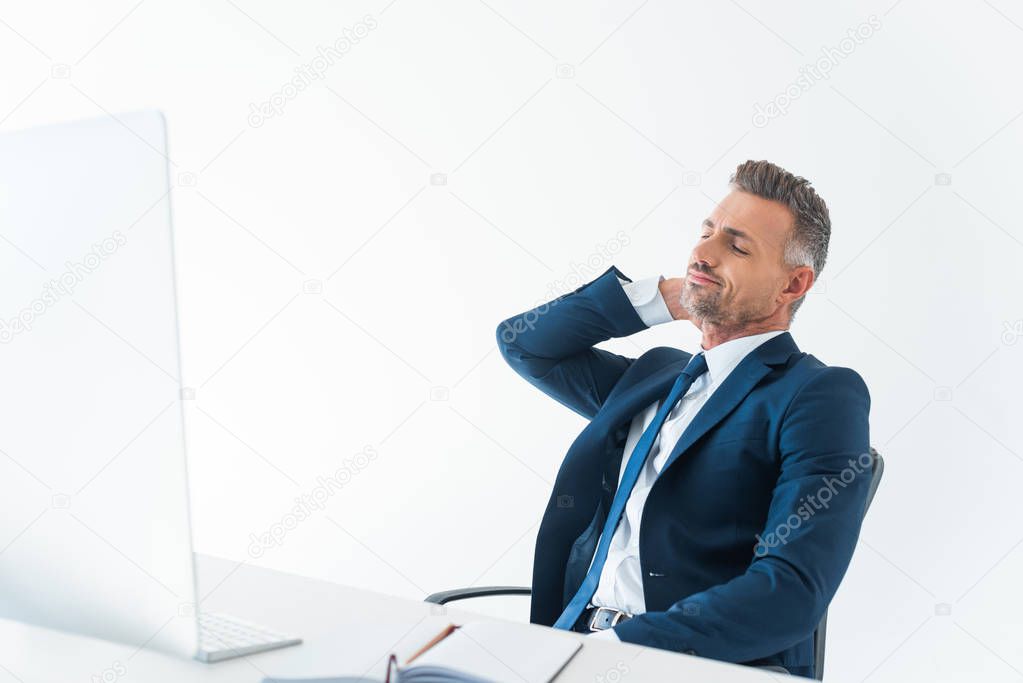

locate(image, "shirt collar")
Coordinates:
698 330 787 388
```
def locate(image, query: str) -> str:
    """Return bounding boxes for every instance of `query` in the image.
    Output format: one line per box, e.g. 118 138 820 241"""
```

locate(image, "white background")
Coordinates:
2 0 1023 680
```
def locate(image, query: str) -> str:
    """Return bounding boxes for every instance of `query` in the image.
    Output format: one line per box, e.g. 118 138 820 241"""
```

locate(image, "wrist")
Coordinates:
621 275 673 327
658 278 689 321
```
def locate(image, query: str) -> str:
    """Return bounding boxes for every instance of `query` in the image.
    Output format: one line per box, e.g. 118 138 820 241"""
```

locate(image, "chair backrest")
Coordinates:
812 447 884 680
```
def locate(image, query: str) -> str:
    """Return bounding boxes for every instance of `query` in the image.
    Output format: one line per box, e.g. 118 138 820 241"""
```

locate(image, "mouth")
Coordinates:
687 270 720 286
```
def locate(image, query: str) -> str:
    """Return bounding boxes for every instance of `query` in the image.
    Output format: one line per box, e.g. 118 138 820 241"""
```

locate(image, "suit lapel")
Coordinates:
586 332 801 485
659 331 800 474
598 357 689 442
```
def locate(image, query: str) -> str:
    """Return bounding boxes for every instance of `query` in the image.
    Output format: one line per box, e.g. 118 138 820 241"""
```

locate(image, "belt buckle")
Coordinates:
589 606 628 632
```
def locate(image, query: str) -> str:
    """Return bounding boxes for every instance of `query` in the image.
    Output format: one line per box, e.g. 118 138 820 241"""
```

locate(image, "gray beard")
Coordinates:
681 281 727 323
681 281 764 327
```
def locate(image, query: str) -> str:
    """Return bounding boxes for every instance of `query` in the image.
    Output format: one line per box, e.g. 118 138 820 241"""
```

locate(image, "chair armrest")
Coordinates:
424 586 531 605
865 448 884 513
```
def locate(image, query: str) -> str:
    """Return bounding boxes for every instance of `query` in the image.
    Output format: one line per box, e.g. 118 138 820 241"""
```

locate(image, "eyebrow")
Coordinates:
702 218 753 242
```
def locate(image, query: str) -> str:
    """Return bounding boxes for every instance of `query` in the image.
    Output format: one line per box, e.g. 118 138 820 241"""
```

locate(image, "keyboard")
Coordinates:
196 611 302 663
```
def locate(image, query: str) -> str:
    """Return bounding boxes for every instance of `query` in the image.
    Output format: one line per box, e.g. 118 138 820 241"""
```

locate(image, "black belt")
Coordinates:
575 605 633 632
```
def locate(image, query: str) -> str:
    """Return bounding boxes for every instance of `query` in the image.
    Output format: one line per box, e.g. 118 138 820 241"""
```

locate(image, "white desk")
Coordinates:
0 555 788 682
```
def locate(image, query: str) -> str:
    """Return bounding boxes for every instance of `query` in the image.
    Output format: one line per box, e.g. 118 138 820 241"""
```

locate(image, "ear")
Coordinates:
780 265 815 304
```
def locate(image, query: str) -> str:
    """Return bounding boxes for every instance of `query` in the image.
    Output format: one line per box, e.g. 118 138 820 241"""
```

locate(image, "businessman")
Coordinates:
497 160 872 677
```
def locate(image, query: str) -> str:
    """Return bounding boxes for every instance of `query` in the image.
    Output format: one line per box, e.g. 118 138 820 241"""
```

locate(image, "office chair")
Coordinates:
425 447 885 681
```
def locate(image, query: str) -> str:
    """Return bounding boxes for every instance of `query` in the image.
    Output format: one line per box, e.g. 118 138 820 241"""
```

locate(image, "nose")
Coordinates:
690 237 720 270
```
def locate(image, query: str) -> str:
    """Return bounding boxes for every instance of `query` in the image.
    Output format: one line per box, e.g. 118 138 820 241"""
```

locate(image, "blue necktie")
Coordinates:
553 352 709 630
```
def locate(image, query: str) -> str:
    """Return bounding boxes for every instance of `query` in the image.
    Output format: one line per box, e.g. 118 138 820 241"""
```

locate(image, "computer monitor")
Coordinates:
0 111 298 661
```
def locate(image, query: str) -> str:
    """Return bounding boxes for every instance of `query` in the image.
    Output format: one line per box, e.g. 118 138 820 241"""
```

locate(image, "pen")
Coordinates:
406 623 458 664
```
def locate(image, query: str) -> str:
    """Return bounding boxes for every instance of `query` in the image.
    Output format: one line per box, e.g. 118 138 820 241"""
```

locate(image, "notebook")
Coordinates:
385 620 583 683
260 620 582 683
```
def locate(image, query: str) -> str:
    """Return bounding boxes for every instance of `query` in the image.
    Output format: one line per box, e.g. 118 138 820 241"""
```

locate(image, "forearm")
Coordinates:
613 559 831 661
496 266 658 418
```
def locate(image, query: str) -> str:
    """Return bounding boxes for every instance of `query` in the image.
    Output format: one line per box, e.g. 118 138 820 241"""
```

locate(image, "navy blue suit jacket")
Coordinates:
496 265 871 677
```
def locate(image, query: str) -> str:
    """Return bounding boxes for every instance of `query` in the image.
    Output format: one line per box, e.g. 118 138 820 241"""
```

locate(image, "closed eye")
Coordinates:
702 233 749 255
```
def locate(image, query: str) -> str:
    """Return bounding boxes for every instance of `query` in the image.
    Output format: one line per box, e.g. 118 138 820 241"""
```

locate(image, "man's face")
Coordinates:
681 189 800 327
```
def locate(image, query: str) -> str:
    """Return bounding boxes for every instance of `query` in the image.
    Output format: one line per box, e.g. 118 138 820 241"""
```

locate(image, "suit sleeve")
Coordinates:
611 366 873 663
496 265 651 420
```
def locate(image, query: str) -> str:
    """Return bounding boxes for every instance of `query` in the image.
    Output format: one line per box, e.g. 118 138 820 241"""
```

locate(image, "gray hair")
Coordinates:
729 160 831 320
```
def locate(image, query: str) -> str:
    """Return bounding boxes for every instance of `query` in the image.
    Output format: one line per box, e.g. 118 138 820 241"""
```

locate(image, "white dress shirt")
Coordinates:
586 276 785 640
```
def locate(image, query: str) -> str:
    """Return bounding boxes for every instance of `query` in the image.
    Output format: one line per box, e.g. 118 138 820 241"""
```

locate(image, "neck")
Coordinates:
699 320 788 351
